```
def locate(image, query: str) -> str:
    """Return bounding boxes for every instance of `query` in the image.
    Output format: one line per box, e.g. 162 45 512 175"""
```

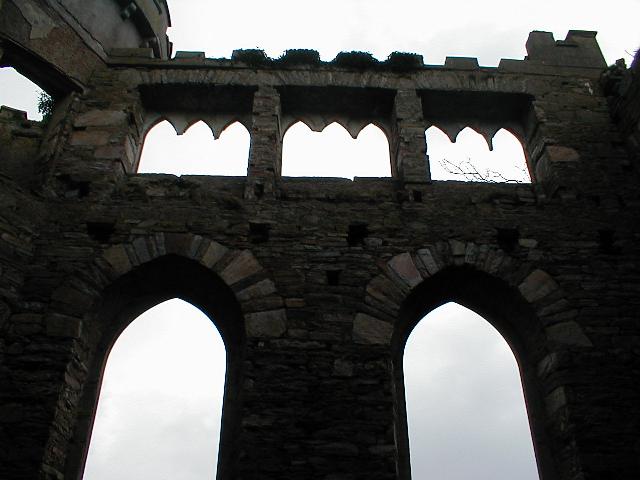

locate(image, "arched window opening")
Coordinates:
404 302 539 480
0 67 50 120
138 120 250 176
282 121 391 179
83 298 226 480
427 126 531 183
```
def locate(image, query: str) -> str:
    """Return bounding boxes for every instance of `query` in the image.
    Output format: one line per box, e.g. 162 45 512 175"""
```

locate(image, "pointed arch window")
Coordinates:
282 121 391 178
427 126 532 183
404 302 539 479
83 299 225 479
138 120 250 176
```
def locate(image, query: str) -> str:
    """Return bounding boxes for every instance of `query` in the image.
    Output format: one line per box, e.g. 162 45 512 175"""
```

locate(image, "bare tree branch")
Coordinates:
439 158 526 183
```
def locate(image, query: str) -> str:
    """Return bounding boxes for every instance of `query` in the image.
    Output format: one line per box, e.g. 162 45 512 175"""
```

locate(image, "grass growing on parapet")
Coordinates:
386 52 424 71
231 49 270 67
277 49 322 66
333 51 379 69
37 91 54 122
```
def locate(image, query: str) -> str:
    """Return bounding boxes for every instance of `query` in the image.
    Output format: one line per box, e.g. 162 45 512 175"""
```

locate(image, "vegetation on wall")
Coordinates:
37 91 54 121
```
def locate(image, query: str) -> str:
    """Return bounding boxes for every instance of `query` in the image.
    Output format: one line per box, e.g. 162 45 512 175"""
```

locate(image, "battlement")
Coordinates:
108 30 606 75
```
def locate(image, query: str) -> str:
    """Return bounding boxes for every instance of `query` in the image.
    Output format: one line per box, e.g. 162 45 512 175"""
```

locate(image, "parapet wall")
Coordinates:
602 50 640 169
0 106 43 186
1 3 639 480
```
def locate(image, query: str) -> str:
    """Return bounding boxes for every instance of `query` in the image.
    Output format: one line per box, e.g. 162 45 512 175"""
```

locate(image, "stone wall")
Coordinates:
602 50 640 170
1 3 639 479
0 106 43 187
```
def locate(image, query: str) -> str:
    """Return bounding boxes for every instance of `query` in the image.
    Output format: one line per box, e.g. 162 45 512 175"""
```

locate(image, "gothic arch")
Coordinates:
358 241 593 480
51 234 286 479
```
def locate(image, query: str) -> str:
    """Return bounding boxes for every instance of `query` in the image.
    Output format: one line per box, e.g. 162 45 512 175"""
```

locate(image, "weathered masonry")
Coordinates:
1 1 639 479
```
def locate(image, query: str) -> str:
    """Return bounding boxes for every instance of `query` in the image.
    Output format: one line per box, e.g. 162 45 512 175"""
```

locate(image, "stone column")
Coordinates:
45 70 142 198
525 89 625 200
393 89 429 183
245 86 282 199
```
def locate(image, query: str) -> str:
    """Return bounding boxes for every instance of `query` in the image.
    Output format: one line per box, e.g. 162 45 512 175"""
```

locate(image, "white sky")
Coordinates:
1 1 637 478
84 300 225 480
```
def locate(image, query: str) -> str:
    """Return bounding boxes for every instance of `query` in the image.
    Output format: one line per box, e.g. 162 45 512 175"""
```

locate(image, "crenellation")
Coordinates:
105 32 607 77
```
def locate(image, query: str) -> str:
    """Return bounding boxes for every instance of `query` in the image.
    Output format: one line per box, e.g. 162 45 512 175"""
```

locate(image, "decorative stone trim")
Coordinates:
363 240 592 348
52 233 285 339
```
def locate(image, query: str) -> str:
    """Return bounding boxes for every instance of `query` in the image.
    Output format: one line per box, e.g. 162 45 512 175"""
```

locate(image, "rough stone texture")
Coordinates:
353 313 393 345
245 309 287 338
1 3 640 480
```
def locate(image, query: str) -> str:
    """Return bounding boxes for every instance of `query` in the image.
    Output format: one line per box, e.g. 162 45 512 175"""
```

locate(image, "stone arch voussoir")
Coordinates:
363 240 592 349
51 233 287 341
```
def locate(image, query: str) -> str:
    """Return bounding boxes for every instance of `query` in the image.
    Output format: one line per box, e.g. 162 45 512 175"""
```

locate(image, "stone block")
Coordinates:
74 110 126 128
519 238 538 248
536 353 559 378
544 386 567 416
69 130 110 147
353 313 392 345
0 301 10 328
94 145 125 160
240 295 284 313
387 253 422 289
449 239 466 256
46 314 83 338
102 244 132 276
546 145 580 163
132 237 152 264
11 314 43 335
366 274 403 306
174 51 205 59
51 285 94 311
163 233 193 255
199 241 229 268
109 47 154 58
464 242 478 264
546 321 593 347
245 309 287 338
220 250 263 286
284 298 305 308
333 359 354 377
237 279 277 302
416 248 441 276
518 269 559 303
444 57 479 69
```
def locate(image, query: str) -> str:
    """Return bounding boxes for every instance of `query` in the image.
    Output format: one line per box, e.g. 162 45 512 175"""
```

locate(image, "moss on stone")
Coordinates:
333 51 379 69
277 49 321 66
231 49 270 66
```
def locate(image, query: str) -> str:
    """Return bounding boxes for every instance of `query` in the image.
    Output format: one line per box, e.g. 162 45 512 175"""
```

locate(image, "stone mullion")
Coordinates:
246 86 282 199
393 90 429 183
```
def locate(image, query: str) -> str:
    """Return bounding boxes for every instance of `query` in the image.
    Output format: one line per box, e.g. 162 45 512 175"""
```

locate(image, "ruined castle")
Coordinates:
1 1 639 478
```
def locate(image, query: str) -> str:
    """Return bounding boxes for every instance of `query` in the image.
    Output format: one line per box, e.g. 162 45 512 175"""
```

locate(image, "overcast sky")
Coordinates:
2 1 638 479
